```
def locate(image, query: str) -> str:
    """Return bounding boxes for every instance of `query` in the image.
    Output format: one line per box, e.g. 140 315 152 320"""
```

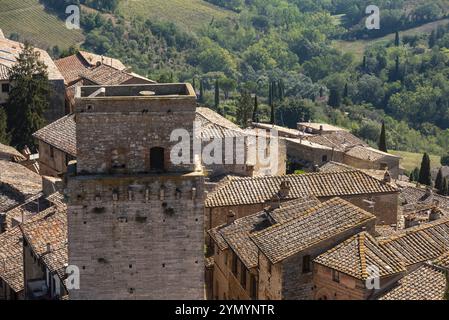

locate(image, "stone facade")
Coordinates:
67 84 205 300
37 140 73 176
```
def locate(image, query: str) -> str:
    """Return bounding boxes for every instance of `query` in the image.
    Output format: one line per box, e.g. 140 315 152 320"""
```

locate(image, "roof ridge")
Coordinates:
359 233 368 279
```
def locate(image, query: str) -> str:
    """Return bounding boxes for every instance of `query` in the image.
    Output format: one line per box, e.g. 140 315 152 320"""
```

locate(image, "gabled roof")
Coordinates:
379 264 447 300
345 146 400 161
314 232 405 280
208 196 320 269
205 170 398 208
33 114 76 156
0 64 10 80
251 198 377 264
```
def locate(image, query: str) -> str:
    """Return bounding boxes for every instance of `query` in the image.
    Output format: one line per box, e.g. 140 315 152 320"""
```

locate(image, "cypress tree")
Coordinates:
395 56 400 80
343 83 349 99
214 79 220 113
252 94 259 123
410 167 420 182
319 87 324 98
362 55 367 71
329 88 341 108
429 30 437 48
199 80 204 103
418 153 432 186
192 78 196 92
270 81 276 124
394 31 400 46
435 168 444 193
378 121 387 153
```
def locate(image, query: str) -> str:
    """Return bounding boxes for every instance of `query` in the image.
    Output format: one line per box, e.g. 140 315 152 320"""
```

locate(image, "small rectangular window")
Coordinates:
332 270 340 283
240 263 247 289
1 83 10 93
232 253 238 276
302 255 311 274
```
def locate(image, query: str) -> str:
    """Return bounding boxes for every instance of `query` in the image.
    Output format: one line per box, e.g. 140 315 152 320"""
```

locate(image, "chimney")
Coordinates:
226 211 236 224
265 194 281 211
429 207 442 222
383 171 392 184
425 187 433 197
404 216 420 229
279 181 291 199
319 125 323 134
46 243 51 253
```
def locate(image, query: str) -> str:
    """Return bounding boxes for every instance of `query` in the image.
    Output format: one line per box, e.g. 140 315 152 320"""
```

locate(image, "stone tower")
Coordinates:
67 84 205 299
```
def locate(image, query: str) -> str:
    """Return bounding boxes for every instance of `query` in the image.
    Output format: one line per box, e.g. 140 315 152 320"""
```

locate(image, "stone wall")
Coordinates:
68 173 205 299
37 140 71 177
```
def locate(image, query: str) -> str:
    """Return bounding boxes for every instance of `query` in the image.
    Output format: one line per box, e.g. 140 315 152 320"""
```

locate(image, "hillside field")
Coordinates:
117 0 236 31
390 150 442 172
0 0 84 50
334 18 449 60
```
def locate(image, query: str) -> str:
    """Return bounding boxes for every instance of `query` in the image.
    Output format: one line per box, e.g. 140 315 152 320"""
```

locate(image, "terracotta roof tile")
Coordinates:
0 143 25 162
196 107 246 139
380 264 447 300
80 64 135 85
205 170 398 208
400 186 449 210
0 226 24 292
54 54 90 85
78 51 126 70
0 160 42 212
306 131 367 152
251 198 377 264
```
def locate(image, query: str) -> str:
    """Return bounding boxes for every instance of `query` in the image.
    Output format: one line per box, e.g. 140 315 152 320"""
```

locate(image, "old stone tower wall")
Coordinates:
67 84 205 299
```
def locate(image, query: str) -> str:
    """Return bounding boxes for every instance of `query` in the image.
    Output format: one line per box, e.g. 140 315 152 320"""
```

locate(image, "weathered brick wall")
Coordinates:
37 141 69 176
68 174 205 299
258 254 282 300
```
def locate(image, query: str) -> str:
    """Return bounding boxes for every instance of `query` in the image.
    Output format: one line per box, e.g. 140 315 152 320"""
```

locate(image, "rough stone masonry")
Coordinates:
67 84 205 299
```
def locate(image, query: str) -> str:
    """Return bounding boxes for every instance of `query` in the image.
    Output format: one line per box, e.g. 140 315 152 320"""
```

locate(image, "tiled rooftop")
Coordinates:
314 232 405 280
196 107 246 139
345 146 399 162
0 142 25 162
78 51 126 70
54 54 91 85
0 160 42 212
208 196 320 269
33 114 77 156
400 186 449 210
20 203 68 282
80 64 135 85
205 170 398 208
251 198 377 264
0 226 24 293
305 131 367 152
379 264 447 300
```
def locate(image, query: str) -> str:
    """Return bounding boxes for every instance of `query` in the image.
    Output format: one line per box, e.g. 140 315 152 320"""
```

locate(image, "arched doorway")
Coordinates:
150 147 165 171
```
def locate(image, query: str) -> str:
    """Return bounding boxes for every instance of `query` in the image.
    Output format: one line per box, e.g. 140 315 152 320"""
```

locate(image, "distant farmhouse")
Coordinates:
0 30 65 123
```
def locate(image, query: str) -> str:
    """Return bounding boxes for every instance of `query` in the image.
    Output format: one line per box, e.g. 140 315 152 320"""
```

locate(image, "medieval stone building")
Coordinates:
66 84 205 299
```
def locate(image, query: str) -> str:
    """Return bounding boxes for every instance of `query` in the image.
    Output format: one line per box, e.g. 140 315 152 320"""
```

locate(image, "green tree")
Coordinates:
235 90 253 128
252 94 259 123
394 31 400 46
6 43 49 150
378 121 387 153
429 30 437 48
199 80 205 103
442 153 449 166
214 79 220 113
418 153 432 186
410 167 420 182
329 88 341 108
435 168 444 194
0 108 10 145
